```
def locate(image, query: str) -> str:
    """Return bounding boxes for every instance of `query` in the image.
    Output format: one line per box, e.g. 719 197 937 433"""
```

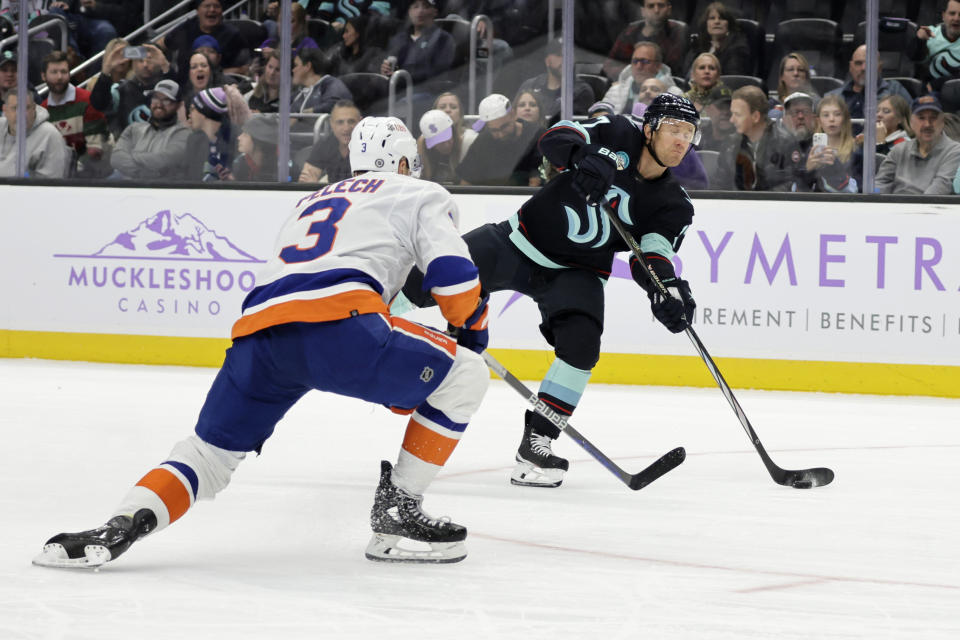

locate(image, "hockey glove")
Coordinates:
455 293 490 354
570 144 619 204
649 278 696 333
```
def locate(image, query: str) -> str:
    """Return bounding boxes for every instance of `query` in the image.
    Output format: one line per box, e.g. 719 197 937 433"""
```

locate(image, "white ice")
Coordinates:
1 358 958 640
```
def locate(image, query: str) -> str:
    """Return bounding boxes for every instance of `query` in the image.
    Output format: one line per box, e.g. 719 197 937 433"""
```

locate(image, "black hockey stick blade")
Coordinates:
629 446 686 490
600 199 835 489
482 351 684 491
779 466 835 489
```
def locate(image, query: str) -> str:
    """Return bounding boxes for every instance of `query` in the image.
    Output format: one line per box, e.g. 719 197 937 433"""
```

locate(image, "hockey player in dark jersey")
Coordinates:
394 93 700 487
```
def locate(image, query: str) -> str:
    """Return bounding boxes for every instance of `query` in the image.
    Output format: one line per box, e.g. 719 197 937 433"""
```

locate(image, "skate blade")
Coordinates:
510 459 564 488
364 533 466 564
32 543 112 569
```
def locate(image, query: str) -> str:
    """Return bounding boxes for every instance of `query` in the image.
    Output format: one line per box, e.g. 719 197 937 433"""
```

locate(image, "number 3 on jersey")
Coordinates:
279 197 351 264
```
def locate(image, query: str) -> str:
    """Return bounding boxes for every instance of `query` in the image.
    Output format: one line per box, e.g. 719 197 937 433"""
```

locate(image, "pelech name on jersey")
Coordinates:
296 177 386 209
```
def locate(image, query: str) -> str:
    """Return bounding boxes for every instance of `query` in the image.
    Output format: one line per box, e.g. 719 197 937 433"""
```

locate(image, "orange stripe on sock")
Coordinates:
136 468 192 524
401 419 458 466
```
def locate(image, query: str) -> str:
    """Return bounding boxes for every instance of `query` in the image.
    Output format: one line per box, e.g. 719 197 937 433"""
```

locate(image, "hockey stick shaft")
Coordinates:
481 351 684 490
601 200 833 488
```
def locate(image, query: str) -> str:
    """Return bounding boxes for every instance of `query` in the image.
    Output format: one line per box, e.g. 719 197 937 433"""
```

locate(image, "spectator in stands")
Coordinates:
40 51 108 176
313 0 396 34
90 42 173 139
258 3 320 60
875 95 960 194
683 2 751 77
222 113 280 182
0 50 17 104
86 38 131 93
432 91 476 153
178 51 223 124
1 88 69 177
774 52 819 108
602 0 686 81
777 91 814 157
110 79 190 181
328 14 385 75
692 85 734 152
417 108 461 184
159 0 250 83
513 89 547 129
516 39 595 121
802 95 861 193
871 94 913 154
684 52 729 112
248 50 281 113
826 45 912 135
184 86 235 181
298 99 361 184
715 85 803 191
456 93 543 186
380 0 454 95
291 48 352 128
602 41 678 115
914 0 960 91
47 1 118 61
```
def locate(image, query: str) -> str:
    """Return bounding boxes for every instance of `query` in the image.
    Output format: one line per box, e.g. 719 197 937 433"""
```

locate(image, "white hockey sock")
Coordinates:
113 435 245 532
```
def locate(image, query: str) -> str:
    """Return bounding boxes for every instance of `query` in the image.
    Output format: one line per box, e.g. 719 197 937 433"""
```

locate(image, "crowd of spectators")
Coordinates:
2 0 960 194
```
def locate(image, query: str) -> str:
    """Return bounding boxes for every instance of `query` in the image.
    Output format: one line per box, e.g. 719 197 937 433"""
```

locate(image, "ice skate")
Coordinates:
32 508 157 569
365 461 467 564
511 420 569 488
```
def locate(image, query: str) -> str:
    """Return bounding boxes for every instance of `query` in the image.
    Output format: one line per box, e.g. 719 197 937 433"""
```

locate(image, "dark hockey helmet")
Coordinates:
642 93 701 144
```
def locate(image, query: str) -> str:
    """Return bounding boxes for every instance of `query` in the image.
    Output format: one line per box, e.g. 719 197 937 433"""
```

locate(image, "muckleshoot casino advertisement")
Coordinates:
1 186 958 393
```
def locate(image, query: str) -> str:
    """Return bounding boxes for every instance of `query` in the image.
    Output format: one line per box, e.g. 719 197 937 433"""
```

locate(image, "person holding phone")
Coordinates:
803 94 861 193
89 40 174 139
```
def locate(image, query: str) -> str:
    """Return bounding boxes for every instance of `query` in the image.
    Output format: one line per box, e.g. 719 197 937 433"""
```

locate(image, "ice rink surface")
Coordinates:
1 358 958 640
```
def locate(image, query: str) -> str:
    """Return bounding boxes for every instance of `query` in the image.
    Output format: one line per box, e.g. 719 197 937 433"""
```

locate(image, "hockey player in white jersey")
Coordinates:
33 117 490 567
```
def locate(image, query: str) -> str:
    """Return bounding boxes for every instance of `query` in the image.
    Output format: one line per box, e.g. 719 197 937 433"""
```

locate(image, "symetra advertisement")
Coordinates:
1 186 958 368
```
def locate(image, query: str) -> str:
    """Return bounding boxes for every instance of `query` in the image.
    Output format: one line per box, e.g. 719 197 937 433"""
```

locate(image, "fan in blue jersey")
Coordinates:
394 94 701 487
33 117 491 567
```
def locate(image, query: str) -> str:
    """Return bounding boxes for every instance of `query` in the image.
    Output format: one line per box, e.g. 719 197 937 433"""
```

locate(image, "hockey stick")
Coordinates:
481 351 685 490
601 200 835 489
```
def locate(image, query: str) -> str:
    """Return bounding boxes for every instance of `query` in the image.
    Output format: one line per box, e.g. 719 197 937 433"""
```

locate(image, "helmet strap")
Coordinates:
644 124 668 168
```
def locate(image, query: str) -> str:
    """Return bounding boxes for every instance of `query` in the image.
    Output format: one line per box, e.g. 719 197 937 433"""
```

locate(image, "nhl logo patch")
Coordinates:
420 367 434 382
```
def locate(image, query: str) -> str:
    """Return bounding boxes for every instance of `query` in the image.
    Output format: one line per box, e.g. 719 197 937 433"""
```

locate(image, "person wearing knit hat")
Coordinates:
191 86 228 121
227 113 279 182
186 86 234 181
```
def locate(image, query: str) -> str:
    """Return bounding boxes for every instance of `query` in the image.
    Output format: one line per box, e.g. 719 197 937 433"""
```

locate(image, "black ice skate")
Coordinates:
365 460 467 564
32 508 157 569
511 420 569 488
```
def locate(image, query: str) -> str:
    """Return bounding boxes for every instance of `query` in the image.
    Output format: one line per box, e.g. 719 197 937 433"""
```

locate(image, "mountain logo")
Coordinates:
54 210 263 262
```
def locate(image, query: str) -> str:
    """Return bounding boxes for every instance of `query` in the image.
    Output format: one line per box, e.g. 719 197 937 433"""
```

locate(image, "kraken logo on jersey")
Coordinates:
564 185 631 247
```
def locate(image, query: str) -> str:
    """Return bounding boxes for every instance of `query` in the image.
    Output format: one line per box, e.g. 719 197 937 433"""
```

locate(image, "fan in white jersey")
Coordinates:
33 117 491 568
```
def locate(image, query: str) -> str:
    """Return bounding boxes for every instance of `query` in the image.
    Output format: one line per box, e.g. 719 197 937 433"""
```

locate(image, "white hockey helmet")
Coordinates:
348 116 422 177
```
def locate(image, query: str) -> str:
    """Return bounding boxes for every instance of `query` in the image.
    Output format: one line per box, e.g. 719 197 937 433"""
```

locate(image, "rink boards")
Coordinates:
1 184 958 397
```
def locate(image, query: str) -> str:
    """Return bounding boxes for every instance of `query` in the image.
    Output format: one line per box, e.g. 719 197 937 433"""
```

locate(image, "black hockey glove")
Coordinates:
455 293 490 354
571 144 619 204
649 278 695 333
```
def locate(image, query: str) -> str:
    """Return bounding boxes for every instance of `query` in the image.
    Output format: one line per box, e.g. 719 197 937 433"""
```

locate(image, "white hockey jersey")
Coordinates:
232 172 481 339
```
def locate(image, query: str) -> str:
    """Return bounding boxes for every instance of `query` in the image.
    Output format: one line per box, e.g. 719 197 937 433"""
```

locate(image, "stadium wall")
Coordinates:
2 182 958 398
